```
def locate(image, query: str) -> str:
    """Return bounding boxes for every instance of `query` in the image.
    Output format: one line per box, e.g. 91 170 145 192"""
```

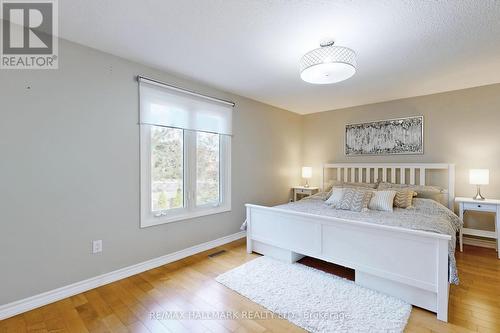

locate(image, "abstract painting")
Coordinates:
345 116 423 156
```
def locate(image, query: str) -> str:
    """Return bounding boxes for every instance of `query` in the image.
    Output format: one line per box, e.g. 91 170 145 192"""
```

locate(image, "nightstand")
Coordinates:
292 186 319 202
455 197 500 257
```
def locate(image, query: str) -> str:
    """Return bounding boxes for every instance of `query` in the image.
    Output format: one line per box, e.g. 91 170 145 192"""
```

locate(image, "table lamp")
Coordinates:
302 167 312 188
469 169 489 200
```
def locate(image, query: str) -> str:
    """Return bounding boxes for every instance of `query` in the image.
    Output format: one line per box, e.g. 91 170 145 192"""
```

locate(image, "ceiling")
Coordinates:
60 0 500 114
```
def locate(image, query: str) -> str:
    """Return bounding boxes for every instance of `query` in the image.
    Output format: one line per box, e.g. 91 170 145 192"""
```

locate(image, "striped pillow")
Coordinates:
394 189 416 208
368 190 397 212
338 188 373 212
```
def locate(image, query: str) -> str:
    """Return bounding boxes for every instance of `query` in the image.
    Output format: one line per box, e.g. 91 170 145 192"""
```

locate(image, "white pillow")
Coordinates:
325 188 345 208
368 190 397 212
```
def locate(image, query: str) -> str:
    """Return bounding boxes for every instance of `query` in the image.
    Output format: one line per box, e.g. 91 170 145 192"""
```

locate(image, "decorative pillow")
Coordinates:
331 181 378 189
415 190 443 200
393 189 417 208
325 188 345 208
417 191 449 206
325 181 378 198
311 191 331 201
338 188 373 212
368 190 397 212
377 182 443 198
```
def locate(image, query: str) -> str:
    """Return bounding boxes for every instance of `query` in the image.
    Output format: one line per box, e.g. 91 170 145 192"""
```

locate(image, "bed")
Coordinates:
245 163 458 322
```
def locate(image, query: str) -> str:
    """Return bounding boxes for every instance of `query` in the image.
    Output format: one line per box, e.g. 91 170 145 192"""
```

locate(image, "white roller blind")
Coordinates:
139 79 233 135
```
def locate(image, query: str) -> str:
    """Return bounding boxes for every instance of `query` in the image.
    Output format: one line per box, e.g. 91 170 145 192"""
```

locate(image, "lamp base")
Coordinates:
473 186 485 201
304 180 309 188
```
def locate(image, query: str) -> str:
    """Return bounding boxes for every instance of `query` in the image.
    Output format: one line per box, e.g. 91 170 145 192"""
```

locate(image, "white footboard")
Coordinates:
245 204 451 322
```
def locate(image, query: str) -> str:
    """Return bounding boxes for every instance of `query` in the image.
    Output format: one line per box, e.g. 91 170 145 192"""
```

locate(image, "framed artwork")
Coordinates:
345 116 423 156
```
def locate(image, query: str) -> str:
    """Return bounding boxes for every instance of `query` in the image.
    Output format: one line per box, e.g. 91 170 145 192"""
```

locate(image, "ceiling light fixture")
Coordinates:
300 40 356 84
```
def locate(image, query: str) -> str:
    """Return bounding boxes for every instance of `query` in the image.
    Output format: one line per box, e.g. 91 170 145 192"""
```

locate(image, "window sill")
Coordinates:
141 206 231 228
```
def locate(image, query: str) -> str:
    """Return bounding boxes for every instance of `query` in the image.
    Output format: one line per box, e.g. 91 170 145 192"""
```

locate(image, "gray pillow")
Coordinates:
325 181 378 198
338 188 373 212
377 182 443 195
377 182 446 206
331 181 378 189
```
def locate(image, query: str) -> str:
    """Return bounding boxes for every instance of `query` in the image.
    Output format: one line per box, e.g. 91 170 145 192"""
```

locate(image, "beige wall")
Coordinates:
0 39 302 305
302 84 500 231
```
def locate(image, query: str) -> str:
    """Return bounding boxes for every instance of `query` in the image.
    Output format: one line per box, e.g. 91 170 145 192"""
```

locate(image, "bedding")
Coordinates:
273 195 462 284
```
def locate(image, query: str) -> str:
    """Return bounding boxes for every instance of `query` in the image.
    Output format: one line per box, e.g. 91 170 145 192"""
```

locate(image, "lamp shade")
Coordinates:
300 42 356 84
302 167 312 179
469 169 489 185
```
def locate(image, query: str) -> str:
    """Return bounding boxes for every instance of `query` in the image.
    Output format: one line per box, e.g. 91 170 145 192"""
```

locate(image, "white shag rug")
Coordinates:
216 256 411 333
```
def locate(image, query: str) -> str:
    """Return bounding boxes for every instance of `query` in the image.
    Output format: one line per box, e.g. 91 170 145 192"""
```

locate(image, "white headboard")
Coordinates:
323 163 455 209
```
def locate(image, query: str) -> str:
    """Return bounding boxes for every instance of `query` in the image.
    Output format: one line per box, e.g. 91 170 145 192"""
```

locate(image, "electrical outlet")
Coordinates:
92 240 102 254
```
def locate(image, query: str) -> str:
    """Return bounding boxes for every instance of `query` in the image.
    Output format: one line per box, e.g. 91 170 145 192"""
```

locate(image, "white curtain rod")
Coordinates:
137 75 236 107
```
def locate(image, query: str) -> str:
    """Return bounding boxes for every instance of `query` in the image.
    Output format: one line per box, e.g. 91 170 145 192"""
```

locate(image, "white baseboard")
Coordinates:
0 231 246 321
462 236 496 249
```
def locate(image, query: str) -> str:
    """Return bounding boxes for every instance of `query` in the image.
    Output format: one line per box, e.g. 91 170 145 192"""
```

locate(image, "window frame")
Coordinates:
140 125 231 228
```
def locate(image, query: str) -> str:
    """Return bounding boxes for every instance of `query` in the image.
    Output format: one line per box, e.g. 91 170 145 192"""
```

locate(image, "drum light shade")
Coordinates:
469 169 489 185
469 169 489 200
300 41 356 84
302 167 312 179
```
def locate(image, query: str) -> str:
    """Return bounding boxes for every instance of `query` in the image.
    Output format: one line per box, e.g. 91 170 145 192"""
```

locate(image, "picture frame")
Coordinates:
345 116 424 156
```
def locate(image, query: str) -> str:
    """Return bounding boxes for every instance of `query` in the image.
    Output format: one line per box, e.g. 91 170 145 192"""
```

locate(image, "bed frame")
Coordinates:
246 163 455 322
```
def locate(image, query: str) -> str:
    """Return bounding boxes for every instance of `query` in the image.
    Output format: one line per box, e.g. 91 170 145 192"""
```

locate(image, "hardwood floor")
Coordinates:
1 240 499 333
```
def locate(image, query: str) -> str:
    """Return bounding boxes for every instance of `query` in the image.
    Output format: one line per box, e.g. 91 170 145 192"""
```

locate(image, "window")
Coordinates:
151 126 183 212
139 78 232 227
196 131 220 206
